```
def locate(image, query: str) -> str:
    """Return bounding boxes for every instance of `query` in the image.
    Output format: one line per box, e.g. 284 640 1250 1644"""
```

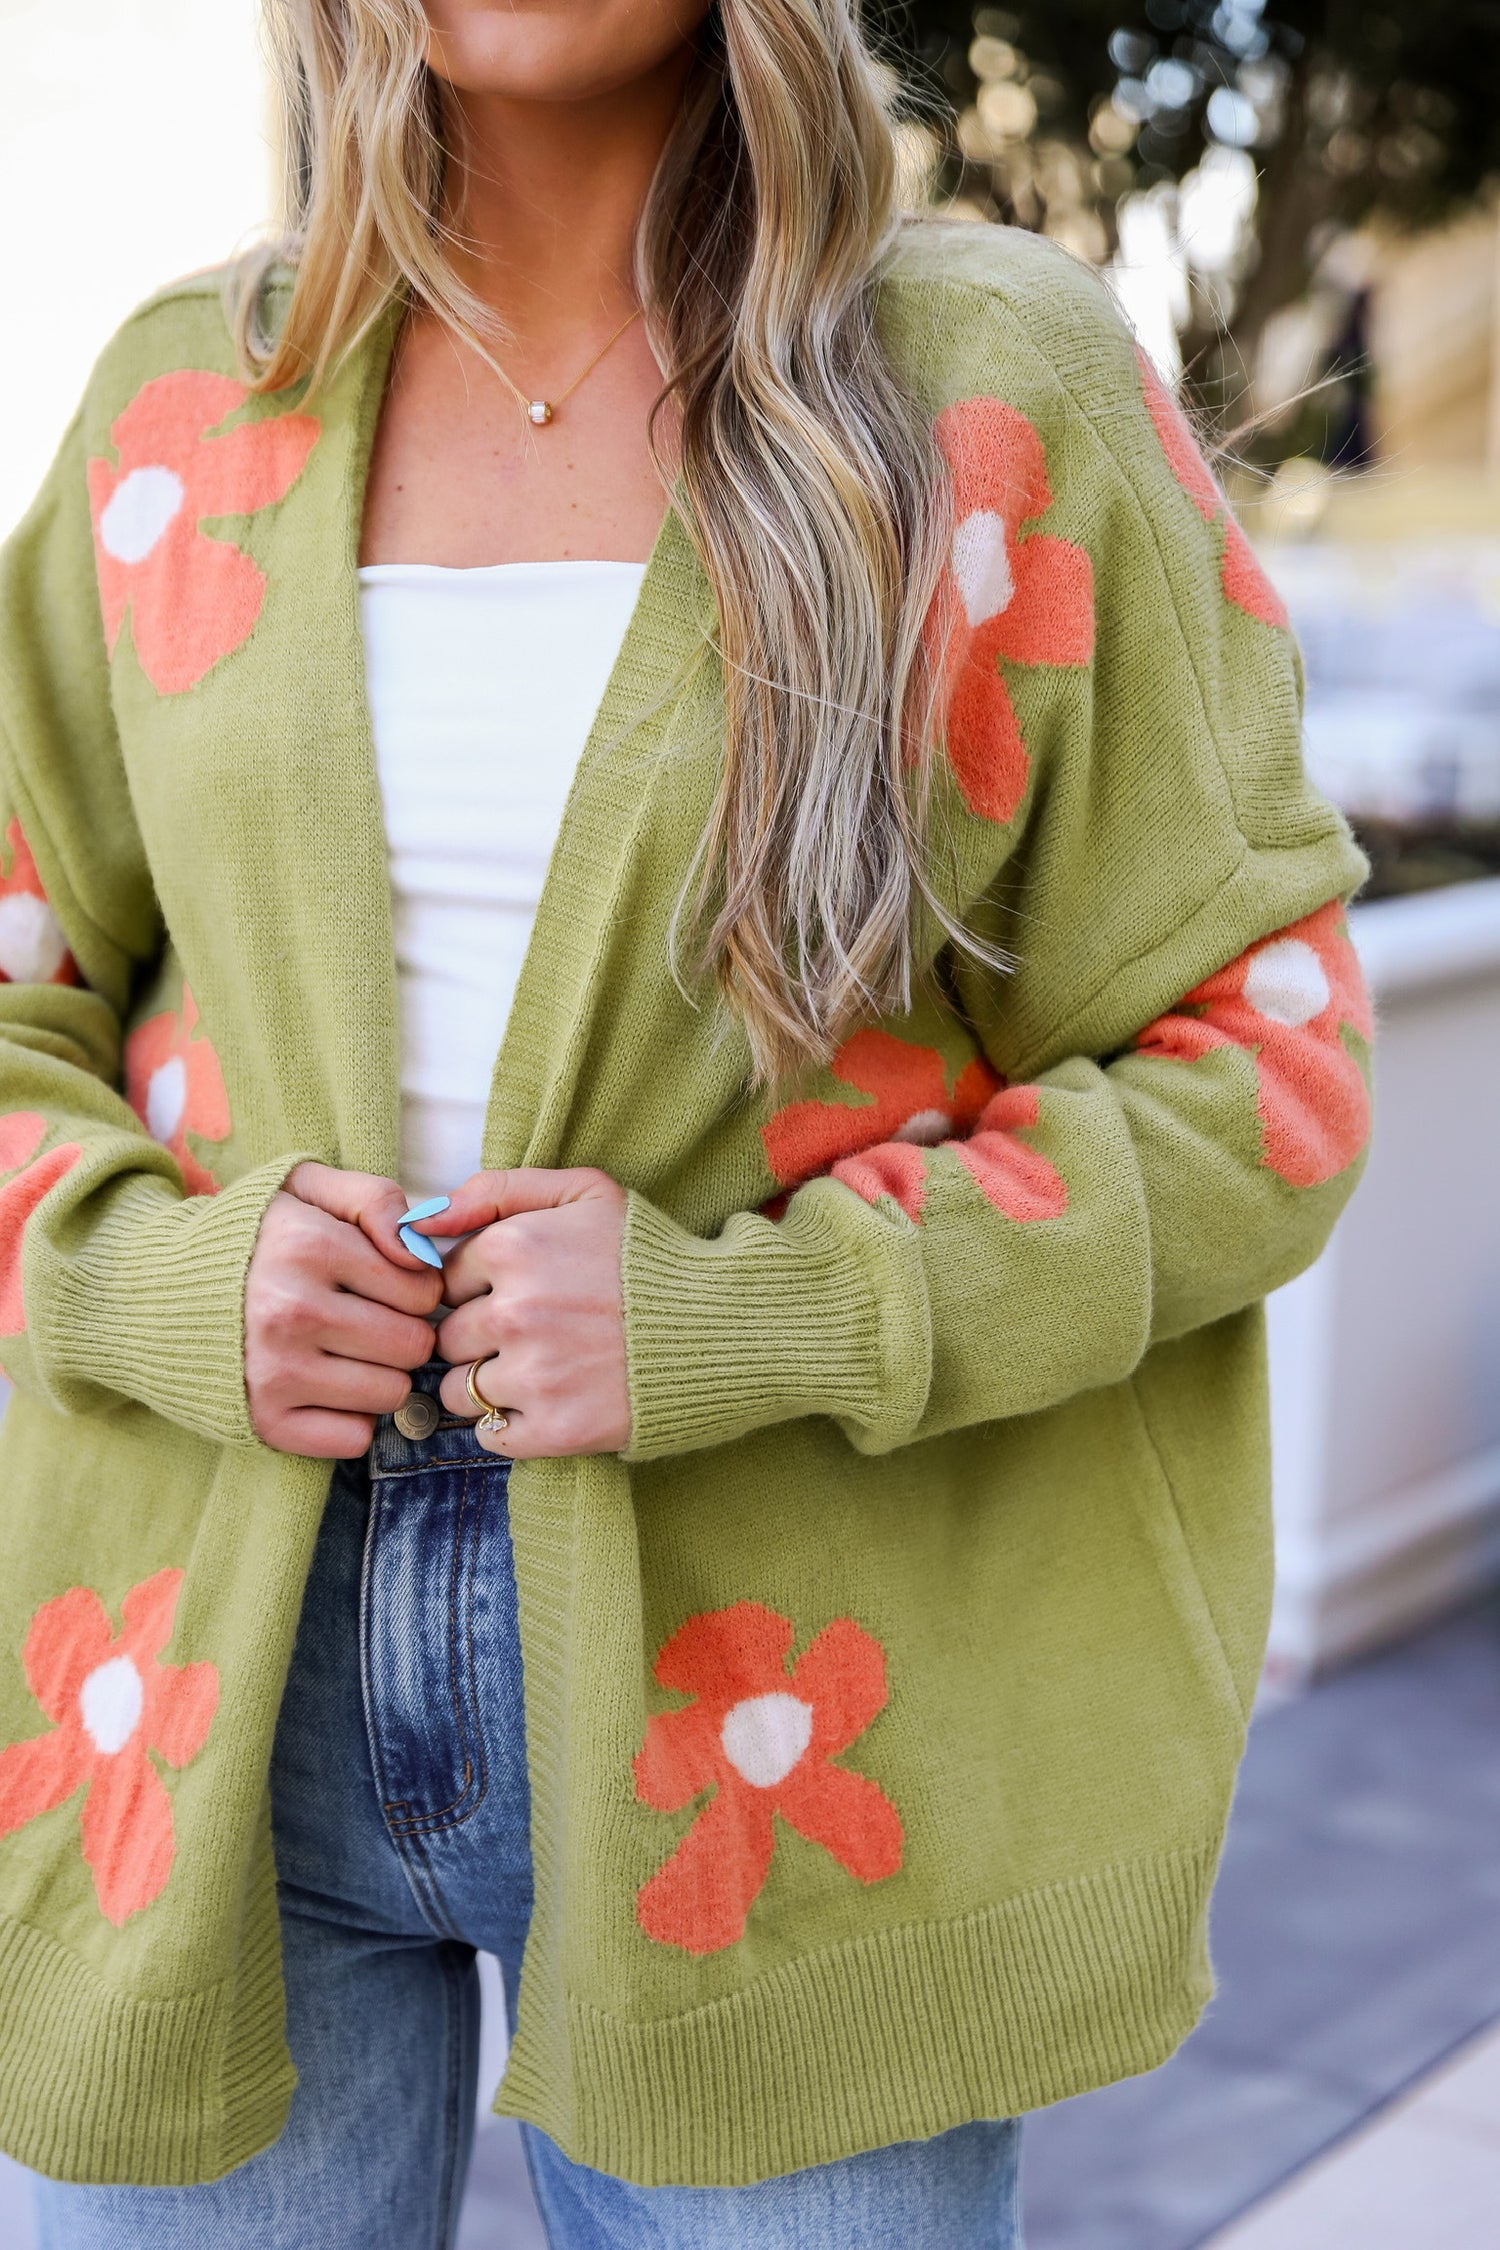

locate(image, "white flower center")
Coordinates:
1243 937 1330 1028
98 466 185 565
0 892 68 984
951 509 1014 627
80 1655 143 1756
891 1108 952 1147
146 1056 187 1145
720 1692 813 1789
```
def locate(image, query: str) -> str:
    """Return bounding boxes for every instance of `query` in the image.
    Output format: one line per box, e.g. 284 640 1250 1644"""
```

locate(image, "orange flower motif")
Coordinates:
837 1082 1069 1225
0 1112 82 1338
0 819 78 988
634 1602 902 1955
88 370 319 696
0 1570 216 1925
930 396 1095 824
1135 349 1289 630
763 1028 1001 1190
124 986 231 1196
762 1028 1067 1225
1135 904 1372 1186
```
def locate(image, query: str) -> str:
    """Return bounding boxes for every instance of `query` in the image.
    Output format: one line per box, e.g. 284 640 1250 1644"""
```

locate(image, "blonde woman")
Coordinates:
0 1 1370 2244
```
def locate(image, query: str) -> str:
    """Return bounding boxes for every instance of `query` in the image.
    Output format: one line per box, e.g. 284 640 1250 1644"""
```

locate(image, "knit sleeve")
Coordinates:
0 415 296 1443
619 296 1370 1461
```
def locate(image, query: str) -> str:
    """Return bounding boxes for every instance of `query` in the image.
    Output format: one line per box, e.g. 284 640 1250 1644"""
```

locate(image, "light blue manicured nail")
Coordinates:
397 1200 449 1269
399 1224 445 1269
399 1196 451 1225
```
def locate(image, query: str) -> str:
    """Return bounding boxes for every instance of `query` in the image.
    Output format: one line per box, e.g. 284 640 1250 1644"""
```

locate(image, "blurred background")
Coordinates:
1 2 1498 2243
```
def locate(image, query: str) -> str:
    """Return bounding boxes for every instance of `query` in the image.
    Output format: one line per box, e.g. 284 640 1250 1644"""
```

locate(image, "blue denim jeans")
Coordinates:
34 1365 1022 2248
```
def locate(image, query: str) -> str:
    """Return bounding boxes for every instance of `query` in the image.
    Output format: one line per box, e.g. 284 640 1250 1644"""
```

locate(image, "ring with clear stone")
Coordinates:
464 1358 510 1436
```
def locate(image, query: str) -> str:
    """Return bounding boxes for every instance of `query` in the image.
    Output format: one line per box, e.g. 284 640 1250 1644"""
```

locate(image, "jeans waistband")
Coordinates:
367 1359 498 1480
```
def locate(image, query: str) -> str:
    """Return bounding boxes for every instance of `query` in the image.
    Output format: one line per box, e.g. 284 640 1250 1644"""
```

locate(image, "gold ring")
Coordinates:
464 1358 510 1436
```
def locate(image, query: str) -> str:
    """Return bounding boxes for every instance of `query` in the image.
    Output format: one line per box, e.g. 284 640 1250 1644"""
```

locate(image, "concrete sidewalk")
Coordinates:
1205 2017 1500 2247
1025 1592 1500 2247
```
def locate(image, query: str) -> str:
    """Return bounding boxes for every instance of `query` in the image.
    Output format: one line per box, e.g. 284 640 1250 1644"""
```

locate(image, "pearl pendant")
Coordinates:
527 399 554 426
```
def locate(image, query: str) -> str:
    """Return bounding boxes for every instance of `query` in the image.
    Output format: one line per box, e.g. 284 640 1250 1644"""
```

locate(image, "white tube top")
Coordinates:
358 559 647 1202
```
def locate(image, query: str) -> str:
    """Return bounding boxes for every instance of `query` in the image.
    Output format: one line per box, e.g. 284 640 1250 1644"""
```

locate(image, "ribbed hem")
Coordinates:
36 1154 313 1445
498 1840 1217 2187
0 1846 293 2185
620 1187 931 1461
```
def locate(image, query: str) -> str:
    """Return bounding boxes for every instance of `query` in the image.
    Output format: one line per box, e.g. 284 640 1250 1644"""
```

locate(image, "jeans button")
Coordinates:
393 1392 442 1440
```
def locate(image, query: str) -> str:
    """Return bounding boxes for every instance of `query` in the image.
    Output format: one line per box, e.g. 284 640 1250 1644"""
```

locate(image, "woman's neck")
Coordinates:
438 54 692 348
360 42 691 570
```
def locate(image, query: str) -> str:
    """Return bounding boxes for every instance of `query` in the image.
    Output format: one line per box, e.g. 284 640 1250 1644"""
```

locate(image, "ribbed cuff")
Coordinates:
620 1187 931 1462
34 1155 312 1446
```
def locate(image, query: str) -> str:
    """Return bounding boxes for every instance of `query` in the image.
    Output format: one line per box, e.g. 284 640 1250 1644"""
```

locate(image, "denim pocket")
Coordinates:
361 1464 490 1835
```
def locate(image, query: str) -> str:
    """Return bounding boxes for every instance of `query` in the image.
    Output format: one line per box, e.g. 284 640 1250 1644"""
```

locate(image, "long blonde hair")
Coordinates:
238 0 955 1083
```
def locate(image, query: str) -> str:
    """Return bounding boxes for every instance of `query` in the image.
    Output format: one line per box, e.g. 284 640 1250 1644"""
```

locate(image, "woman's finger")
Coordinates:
294 1352 414 1418
286 1162 433 1272
436 1232 493 1306
314 1291 437 1373
272 1407 379 1461
432 1298 507 1371
415 1166 618 1241
437 1355 508 1422
434 1361 523 1456
321 1214 445 1316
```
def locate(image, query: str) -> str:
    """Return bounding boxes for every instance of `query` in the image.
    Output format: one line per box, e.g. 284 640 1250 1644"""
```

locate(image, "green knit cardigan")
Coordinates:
0 221 1368 2189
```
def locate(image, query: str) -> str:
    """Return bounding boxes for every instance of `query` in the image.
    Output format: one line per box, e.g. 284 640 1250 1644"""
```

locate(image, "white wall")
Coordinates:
1266 880 1500 1684
0 1 270 1435
0 0 271 538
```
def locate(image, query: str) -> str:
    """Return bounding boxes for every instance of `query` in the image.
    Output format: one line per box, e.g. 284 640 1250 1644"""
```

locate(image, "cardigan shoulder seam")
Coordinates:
1006 832 1363 1080
885 240 1348 863
110 269 238 334
891 265 1252 839
880 238 1356 1060
88 261 296 376
879 238 1251 833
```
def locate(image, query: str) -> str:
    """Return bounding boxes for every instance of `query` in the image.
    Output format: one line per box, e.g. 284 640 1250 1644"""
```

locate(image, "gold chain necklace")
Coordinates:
492 306 644 428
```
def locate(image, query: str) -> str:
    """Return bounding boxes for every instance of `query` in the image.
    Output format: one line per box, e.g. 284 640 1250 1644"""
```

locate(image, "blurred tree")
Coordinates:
875 0 1500 440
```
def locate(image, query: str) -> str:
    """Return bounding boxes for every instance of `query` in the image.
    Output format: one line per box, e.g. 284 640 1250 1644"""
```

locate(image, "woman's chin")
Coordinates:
421 0 710 107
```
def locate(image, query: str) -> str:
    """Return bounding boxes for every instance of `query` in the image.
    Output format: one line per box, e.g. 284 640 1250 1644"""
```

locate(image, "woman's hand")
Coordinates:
245 1162 443 1458
425 1168 630 1458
